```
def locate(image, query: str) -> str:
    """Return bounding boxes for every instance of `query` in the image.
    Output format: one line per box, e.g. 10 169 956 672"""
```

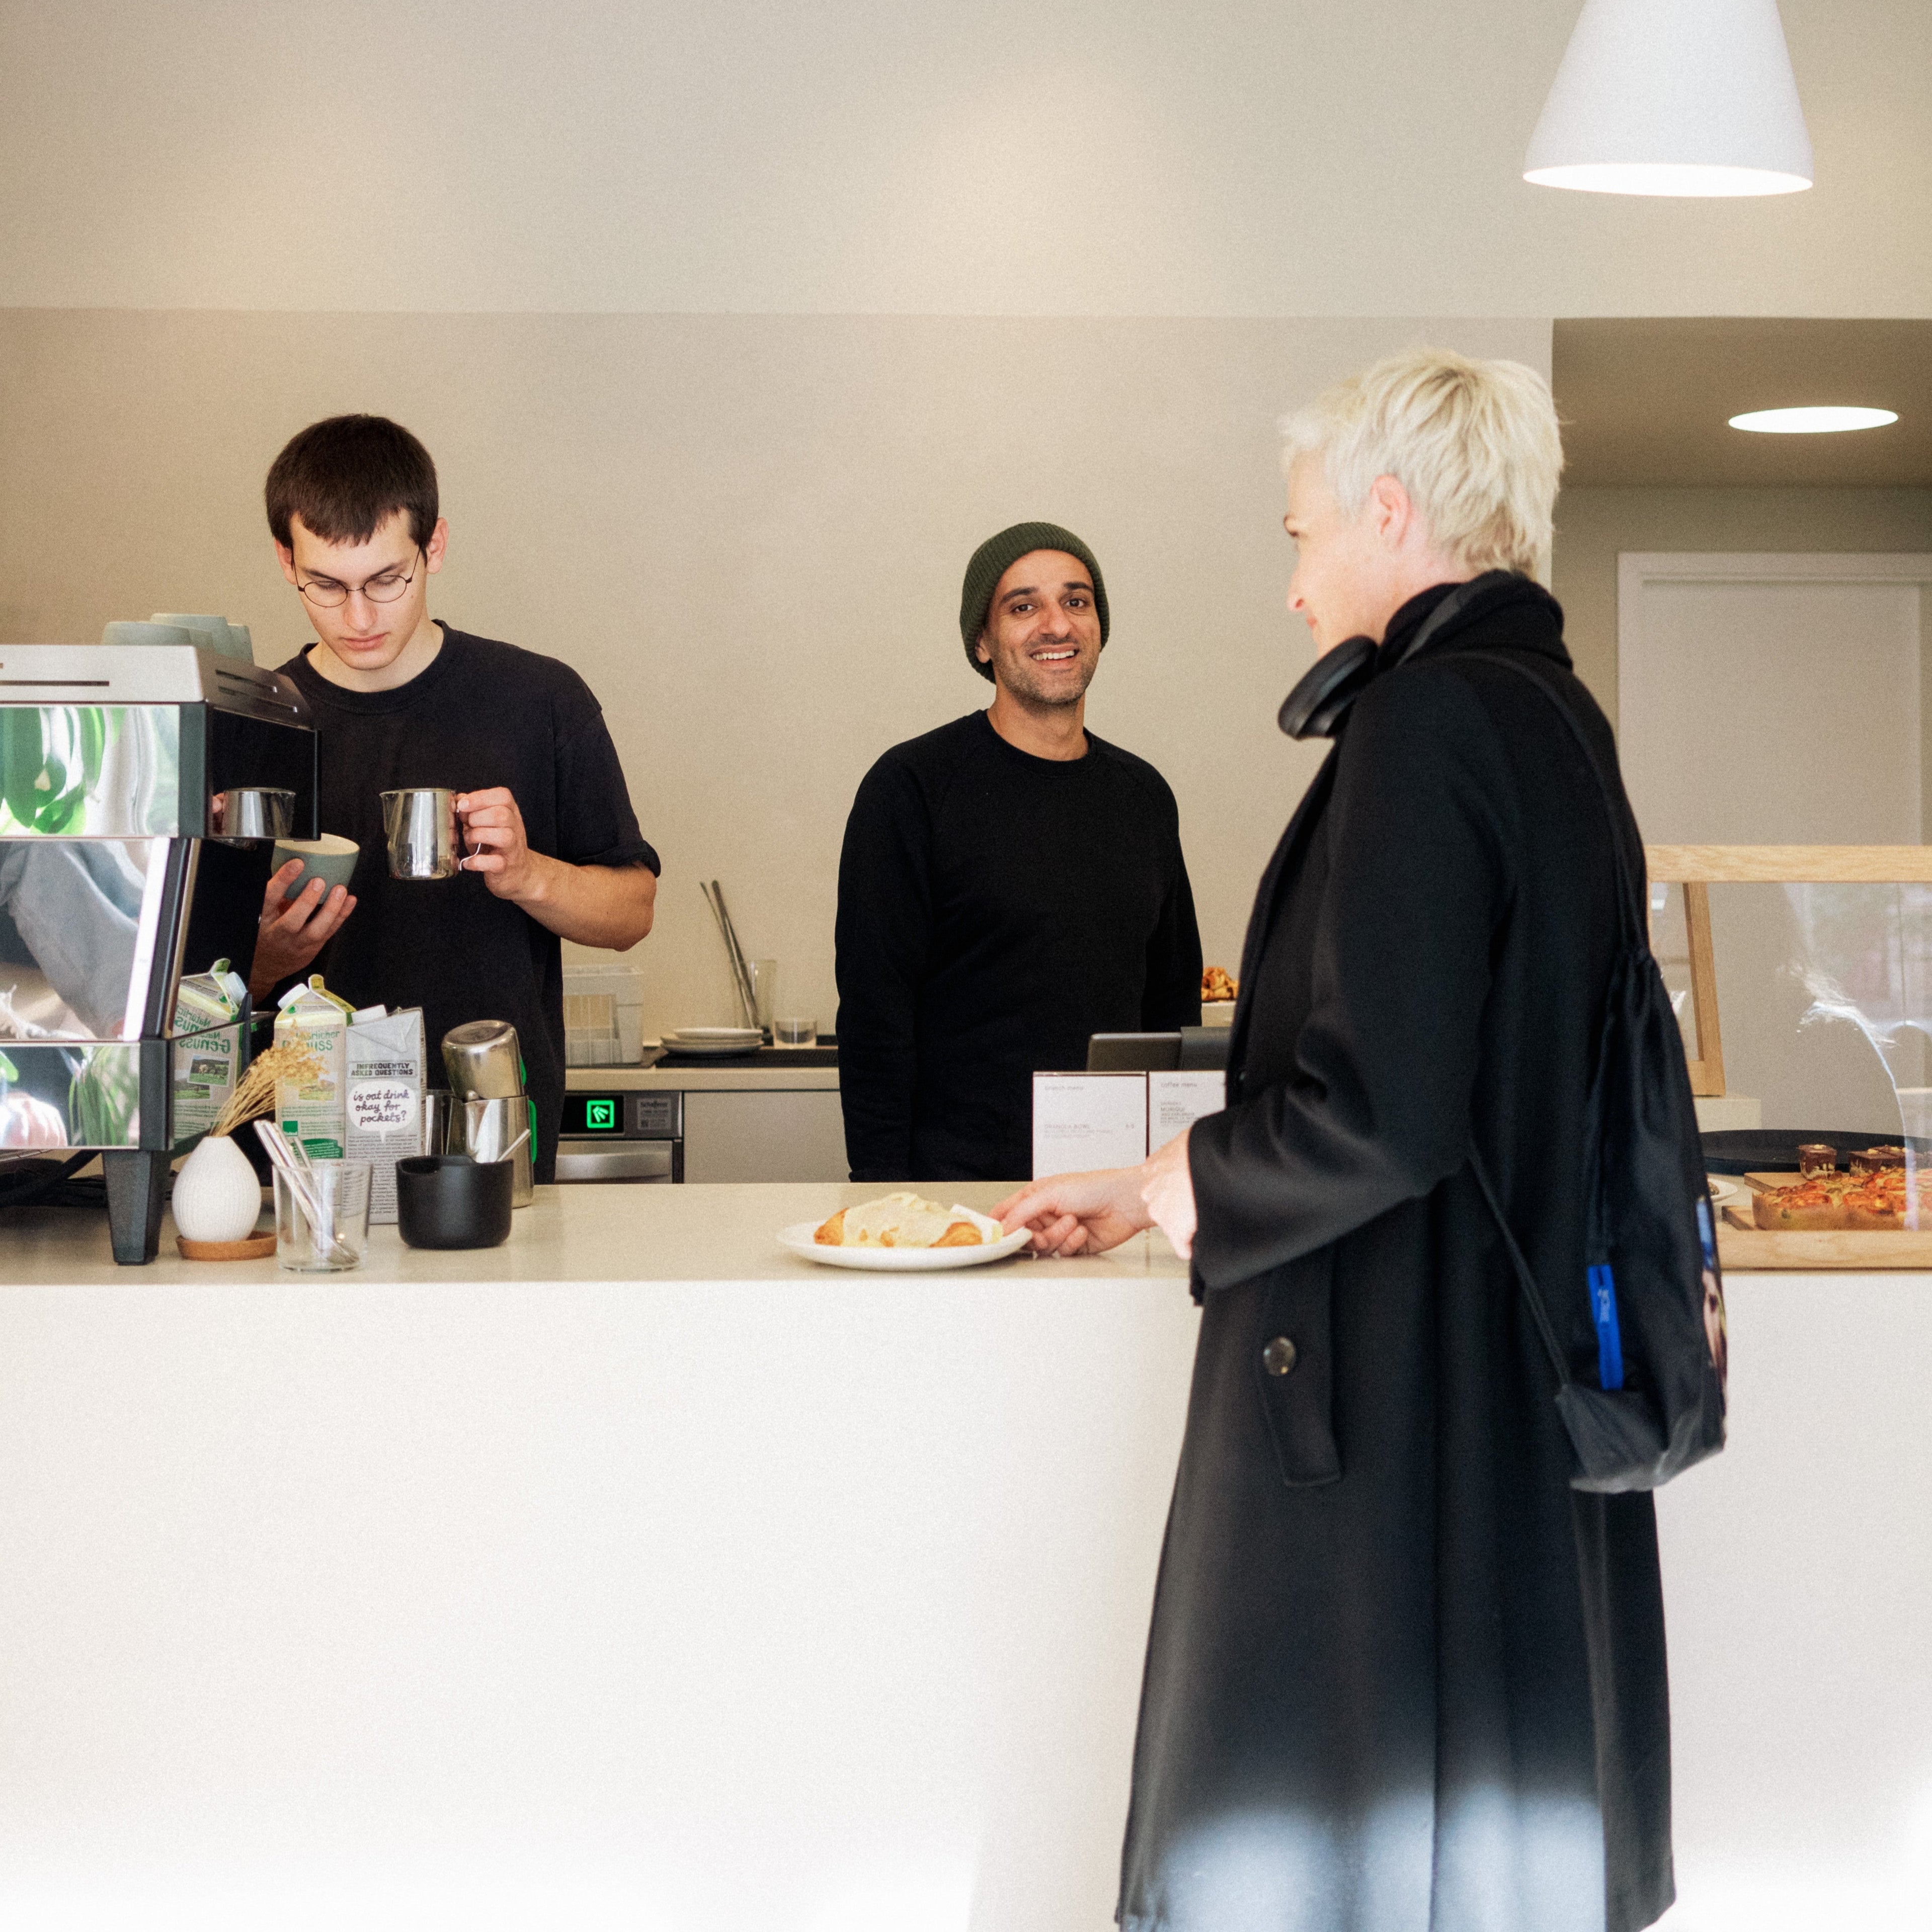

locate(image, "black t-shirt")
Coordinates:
835 710 1202 1183
278 623 659 1180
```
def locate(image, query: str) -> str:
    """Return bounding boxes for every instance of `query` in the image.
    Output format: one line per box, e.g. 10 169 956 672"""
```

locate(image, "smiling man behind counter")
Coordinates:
249 414 659 1180
835 521 1202 1183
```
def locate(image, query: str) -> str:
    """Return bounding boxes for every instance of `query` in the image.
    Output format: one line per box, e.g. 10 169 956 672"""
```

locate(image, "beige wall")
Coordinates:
0 2 1925 318
0 308 1548 1037
1550 487 1932 730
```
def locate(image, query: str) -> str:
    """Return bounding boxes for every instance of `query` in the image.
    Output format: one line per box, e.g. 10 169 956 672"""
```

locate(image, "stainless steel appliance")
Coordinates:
555 1090 681 1182
0 643 317 1261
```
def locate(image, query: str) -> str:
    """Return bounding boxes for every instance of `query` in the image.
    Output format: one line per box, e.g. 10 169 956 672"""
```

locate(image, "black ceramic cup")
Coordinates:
396 1154 514 1250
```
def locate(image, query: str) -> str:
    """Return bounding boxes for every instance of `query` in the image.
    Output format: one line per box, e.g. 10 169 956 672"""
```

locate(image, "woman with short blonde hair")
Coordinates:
1001 348 1678 1931
1279 345 1563 578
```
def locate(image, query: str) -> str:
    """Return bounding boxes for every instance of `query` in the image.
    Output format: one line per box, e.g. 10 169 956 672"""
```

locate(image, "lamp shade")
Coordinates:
1525 0 1813 196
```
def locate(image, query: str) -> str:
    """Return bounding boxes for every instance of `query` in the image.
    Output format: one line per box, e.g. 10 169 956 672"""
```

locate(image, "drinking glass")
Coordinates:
752 959 778 1036
274 1158 372 1271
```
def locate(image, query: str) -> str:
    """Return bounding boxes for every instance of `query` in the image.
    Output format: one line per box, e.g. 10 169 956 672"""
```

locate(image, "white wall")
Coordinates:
0 309 1549 1036
0 0 1926 317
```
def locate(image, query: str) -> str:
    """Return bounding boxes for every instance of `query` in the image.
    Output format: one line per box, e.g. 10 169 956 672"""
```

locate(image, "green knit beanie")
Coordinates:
959 521 1110 683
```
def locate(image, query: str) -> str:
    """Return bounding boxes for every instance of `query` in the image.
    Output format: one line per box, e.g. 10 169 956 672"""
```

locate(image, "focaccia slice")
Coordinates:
1752 1181 1848 1231
813 1192 999 1248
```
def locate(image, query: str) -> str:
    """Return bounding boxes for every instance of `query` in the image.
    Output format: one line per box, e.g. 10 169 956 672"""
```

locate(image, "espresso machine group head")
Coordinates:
0 643 317 1261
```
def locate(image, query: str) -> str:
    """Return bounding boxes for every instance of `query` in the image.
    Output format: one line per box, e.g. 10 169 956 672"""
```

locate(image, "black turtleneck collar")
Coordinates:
1378 571 1570 672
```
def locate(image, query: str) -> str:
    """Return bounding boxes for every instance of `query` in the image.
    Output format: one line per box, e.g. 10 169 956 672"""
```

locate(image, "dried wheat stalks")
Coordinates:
210 1041 324 1139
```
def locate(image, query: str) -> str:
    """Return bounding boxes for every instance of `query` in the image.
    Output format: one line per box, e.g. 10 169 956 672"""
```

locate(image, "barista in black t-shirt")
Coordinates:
248 415 659 1180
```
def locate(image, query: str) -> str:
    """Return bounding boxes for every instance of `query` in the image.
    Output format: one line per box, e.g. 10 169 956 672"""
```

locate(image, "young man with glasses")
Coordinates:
252 414 658 1181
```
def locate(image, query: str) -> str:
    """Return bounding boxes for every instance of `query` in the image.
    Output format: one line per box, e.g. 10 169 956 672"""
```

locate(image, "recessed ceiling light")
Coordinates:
1728 407 1900 435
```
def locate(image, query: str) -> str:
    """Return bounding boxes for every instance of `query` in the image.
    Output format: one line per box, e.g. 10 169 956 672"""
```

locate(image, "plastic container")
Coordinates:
564 965 645 1066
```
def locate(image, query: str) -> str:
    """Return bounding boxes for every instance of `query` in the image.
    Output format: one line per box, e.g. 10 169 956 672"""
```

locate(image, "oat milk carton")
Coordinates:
273 977 351 1160
345 1004 426 1225
171 960 248 1141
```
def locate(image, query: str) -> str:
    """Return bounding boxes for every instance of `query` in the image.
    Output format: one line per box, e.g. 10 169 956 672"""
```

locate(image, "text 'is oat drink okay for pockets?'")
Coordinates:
274 977 351 1160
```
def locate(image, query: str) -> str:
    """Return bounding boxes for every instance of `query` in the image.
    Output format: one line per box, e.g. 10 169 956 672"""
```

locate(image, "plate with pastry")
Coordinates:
780 1192 1031 1270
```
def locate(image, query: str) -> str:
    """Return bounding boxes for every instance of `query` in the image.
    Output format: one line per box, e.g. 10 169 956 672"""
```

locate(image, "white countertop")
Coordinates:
1 1188 1923 1929
0 1177 1200 1931
1 1179 1184 1286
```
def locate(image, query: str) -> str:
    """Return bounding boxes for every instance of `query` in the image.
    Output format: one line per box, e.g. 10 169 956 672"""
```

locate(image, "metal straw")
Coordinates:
701 880 759 1029
710 881 758 1020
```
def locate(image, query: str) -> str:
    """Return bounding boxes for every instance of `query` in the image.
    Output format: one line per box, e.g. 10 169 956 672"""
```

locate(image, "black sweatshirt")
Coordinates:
835 710 1201 1183
278 624 659 1182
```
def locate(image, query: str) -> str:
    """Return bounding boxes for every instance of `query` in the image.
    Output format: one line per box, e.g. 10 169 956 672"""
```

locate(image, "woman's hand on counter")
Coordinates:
1139 1127 1198 1258
995 1128 1199 1260
248 860 356 1003
996 1167 1151 1256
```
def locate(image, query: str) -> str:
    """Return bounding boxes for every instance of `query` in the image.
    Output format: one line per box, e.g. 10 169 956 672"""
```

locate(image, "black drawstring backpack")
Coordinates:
1463 652 1729 1493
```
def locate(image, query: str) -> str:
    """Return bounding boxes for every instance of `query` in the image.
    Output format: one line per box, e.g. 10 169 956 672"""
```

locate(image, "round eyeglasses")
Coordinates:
295 548 423 609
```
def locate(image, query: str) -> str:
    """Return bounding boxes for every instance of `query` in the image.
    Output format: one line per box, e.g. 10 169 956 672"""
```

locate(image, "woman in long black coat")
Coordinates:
999 351 1674 1932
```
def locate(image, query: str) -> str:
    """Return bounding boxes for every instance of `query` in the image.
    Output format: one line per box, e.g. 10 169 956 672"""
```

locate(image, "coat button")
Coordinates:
1262 1335 1298 1377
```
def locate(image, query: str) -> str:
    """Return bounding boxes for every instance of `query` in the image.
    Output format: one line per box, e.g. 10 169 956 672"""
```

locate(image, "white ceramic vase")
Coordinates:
172 1134 264 1243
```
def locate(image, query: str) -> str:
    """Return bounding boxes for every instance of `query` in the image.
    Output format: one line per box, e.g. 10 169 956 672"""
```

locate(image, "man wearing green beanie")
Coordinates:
835 522 1201 1182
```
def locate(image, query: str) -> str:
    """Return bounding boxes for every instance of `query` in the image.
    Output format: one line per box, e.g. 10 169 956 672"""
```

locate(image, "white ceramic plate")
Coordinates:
1706 1176 1742 1209
665 1027 762 1043
777 1221 1032 1270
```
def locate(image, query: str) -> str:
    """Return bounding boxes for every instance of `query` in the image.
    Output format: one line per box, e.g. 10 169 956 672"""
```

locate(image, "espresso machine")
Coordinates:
0 644 317 1262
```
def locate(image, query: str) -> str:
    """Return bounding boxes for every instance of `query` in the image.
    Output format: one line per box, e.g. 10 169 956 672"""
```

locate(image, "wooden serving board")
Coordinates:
1718 1202 1932 1270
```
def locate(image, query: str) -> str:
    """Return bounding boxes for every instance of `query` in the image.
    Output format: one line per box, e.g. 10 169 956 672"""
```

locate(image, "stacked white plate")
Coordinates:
663 1026 763 1058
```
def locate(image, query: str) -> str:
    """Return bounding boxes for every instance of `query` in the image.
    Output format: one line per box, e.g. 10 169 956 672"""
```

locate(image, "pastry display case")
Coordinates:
1649 845 1932 1268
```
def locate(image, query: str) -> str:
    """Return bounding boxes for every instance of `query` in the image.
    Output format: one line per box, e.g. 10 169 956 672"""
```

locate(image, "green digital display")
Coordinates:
585 1098 618 1132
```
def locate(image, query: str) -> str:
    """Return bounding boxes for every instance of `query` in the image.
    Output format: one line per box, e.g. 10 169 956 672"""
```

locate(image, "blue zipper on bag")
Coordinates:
1587 1262 1626 1391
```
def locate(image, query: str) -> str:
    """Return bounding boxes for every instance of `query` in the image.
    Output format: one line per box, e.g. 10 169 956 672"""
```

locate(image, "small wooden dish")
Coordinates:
177 1233 277 1261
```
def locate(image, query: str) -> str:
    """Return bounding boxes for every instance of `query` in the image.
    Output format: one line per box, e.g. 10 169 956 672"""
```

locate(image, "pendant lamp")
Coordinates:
1524 0 1813 196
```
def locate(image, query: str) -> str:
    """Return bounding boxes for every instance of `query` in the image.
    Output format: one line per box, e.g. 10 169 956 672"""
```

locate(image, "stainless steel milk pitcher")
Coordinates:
380 787 459 880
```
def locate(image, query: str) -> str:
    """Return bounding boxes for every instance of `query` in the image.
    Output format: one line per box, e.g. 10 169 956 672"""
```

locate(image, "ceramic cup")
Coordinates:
272 832 359 901
151 613 254 663
101 621 198 649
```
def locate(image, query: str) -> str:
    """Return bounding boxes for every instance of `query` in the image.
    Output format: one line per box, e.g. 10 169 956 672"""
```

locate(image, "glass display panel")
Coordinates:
1667 878 1932 1145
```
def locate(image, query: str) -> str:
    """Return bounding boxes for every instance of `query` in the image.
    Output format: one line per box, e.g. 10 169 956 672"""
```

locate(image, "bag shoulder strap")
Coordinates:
1451 649 1646 944
1468 1146 1573 1391
1445 652 1614 1390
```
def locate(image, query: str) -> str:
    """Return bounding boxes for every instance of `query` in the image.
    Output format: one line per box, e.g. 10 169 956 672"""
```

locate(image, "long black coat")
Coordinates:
1119 579 1673 1932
